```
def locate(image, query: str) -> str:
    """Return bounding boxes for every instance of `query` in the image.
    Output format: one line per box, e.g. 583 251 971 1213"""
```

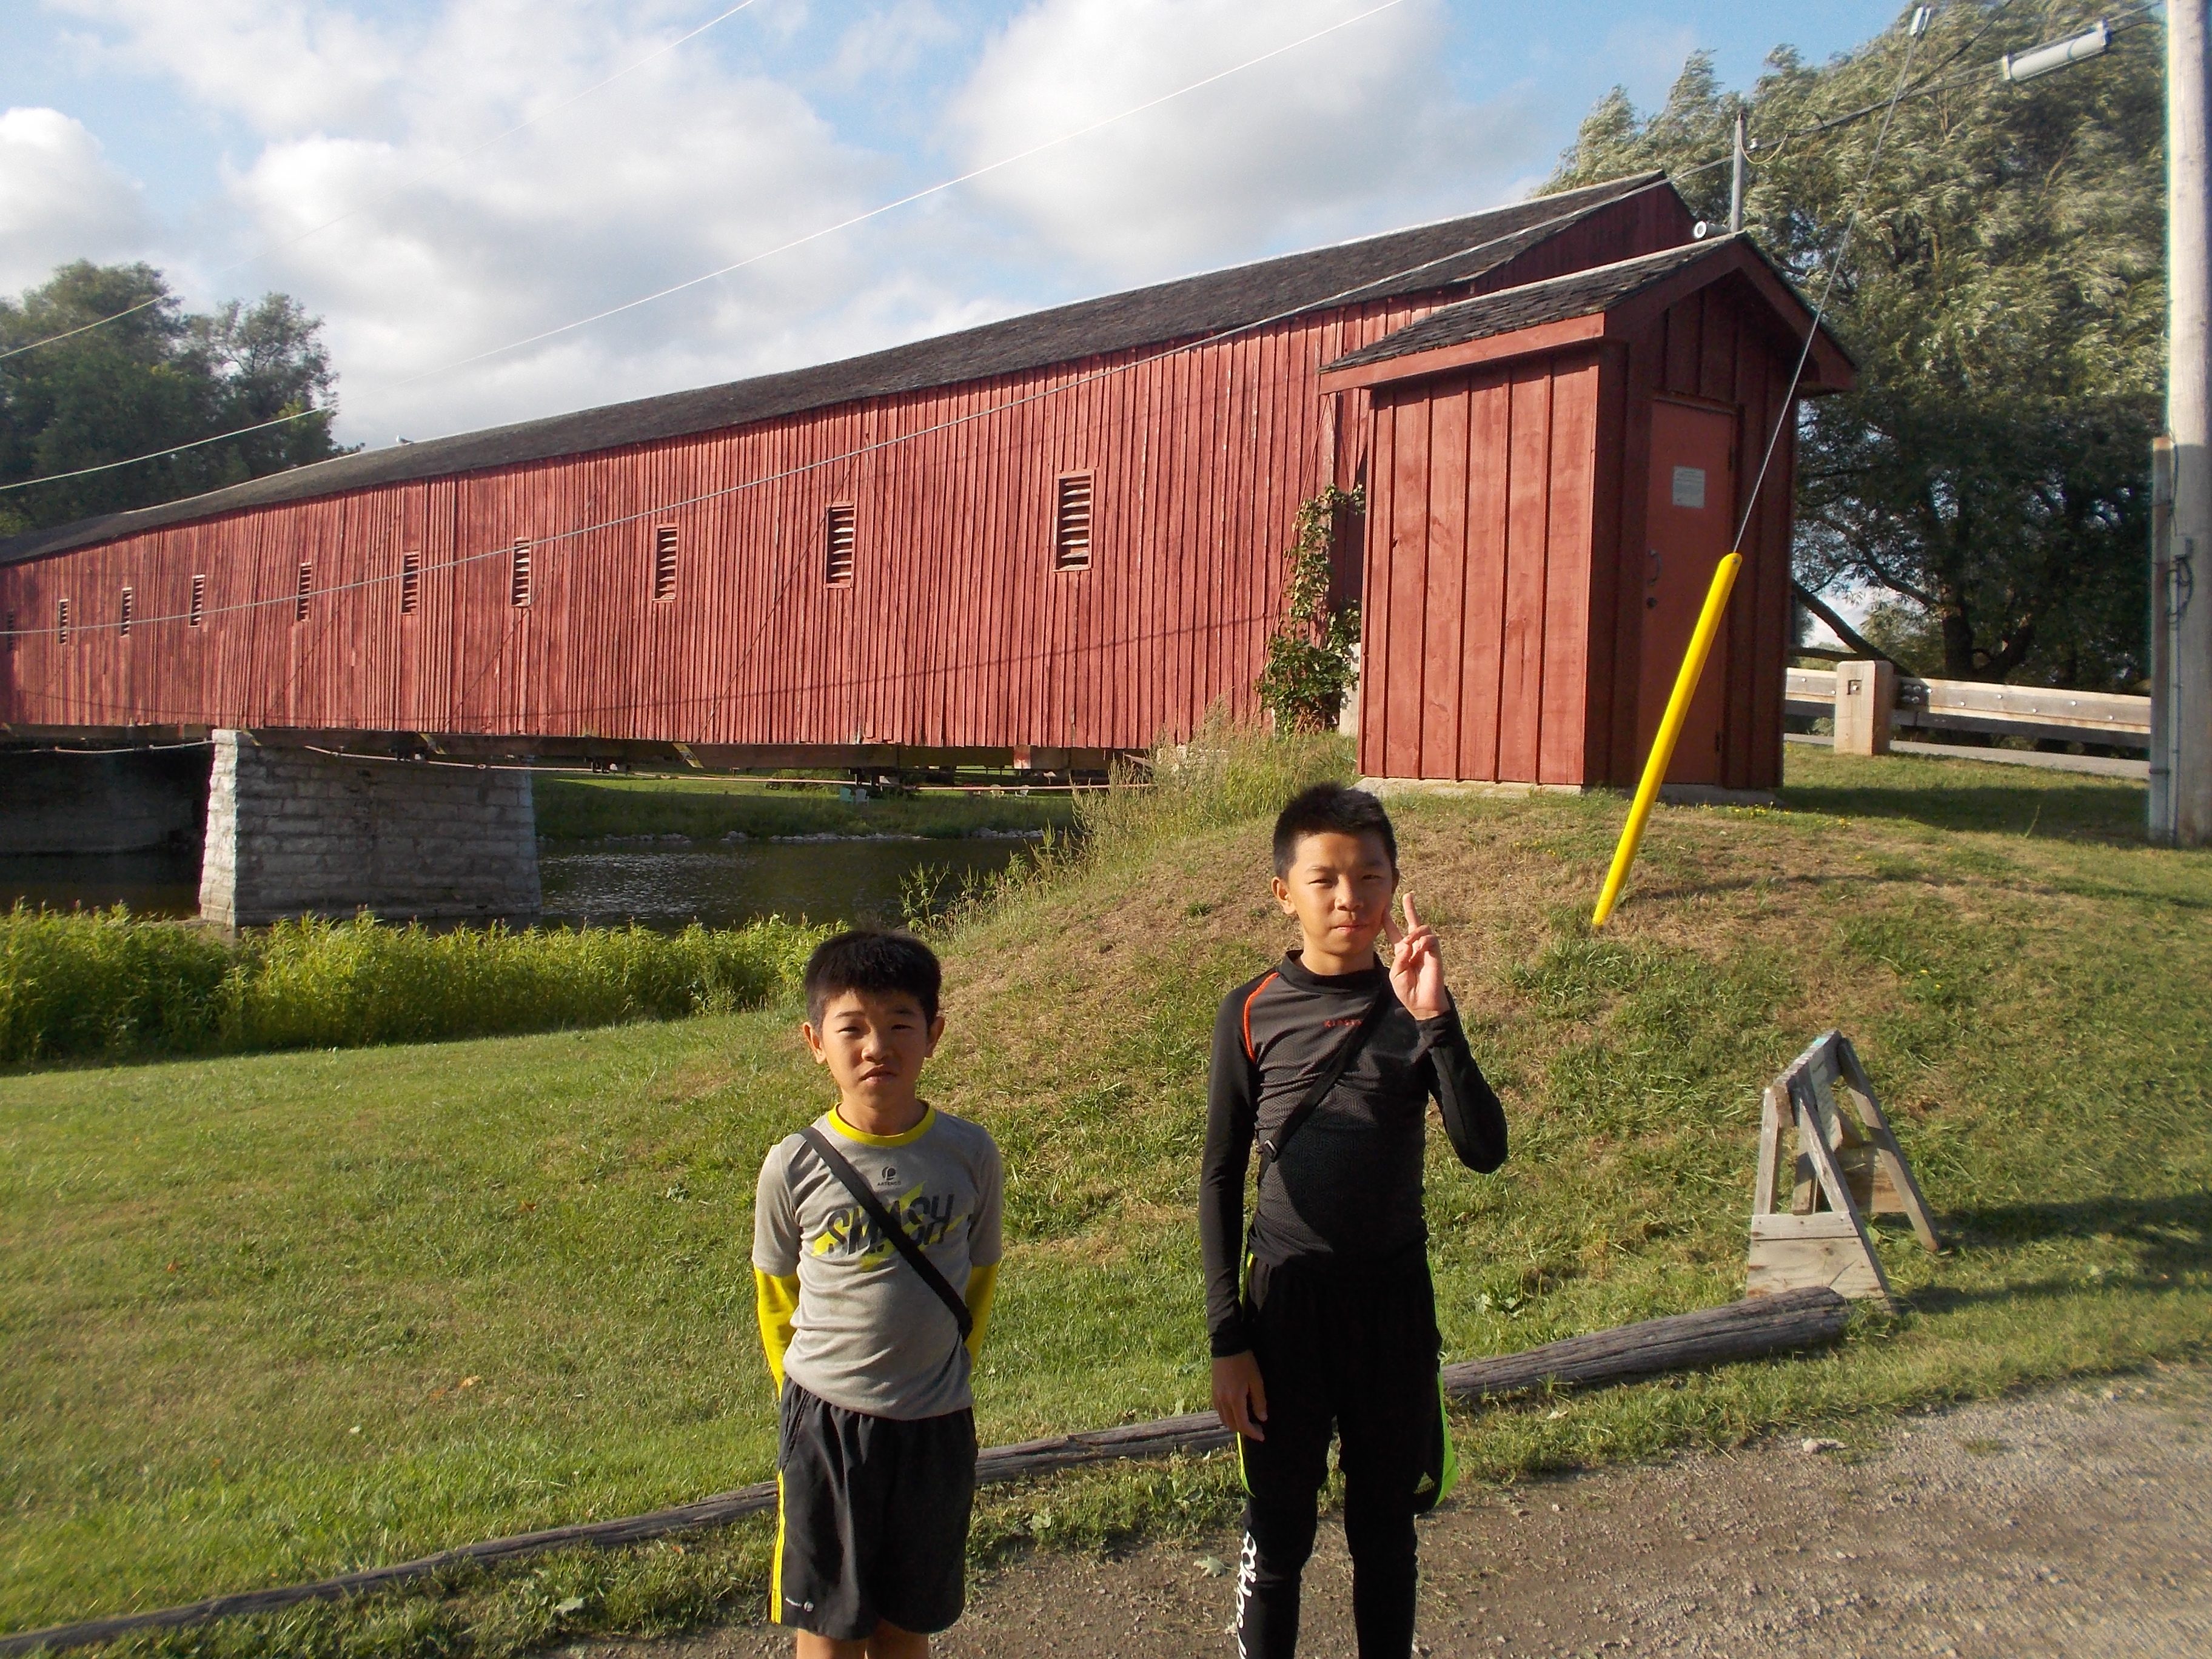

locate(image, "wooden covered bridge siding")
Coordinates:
4 302 1440 754
1 181 1697 760
1354 269 1817 792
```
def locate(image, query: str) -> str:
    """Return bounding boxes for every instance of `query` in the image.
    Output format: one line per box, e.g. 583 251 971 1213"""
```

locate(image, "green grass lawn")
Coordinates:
532 774 1077 842
2 743 2207 1652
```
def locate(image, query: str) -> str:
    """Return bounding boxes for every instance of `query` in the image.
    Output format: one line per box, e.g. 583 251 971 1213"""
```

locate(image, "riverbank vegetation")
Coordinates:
532 773 1077 843
2 737 2205 1655
0 911 820 1064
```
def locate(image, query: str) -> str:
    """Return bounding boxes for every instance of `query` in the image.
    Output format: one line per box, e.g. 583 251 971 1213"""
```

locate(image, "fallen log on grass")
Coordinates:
0 1287 1847 1656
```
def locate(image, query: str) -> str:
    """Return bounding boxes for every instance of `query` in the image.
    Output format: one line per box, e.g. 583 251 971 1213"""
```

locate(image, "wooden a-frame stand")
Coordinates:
1748 1030 1940 1305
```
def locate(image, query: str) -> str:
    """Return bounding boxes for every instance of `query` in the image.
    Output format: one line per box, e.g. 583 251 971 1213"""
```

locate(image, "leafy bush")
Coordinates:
1255 486 1362 734
0 906 824 1065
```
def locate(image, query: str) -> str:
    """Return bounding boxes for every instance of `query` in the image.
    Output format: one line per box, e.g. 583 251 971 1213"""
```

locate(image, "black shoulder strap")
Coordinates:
798 1124 973 1341
1256 985 1396 1175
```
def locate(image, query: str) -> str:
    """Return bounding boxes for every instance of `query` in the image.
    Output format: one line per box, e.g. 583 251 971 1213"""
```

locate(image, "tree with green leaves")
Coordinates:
1552 2 2163 690
0 262 350 535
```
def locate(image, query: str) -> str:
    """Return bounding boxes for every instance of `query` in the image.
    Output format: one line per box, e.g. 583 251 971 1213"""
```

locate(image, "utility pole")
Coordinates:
2162 0 2212 844
1729 107 1748 233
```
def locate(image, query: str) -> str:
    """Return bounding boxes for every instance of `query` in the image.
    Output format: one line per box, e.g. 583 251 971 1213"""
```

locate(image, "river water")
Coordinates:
1 837 1032 930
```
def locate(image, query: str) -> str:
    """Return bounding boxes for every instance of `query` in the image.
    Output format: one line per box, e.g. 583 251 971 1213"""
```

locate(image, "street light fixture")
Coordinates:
2002 19 2112 84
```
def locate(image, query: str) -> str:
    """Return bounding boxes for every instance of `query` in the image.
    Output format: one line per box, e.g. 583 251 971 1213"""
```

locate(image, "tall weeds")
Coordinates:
901 715 1353 933
1073 710 1355 860
0 907 823 1066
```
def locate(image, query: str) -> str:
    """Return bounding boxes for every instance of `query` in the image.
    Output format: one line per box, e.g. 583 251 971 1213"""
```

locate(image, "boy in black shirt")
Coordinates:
1202 783 1508 1659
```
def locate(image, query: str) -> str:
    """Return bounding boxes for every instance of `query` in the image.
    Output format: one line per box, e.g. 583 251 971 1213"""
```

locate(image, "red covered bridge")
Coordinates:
0 173 1846 923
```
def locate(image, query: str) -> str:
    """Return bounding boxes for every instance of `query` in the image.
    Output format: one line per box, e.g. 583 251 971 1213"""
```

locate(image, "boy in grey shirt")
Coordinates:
753 930 1003 1659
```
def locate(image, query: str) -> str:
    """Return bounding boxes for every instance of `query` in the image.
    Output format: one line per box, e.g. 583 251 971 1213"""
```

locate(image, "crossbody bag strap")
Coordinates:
798 1124 974 1341
1255 984 1396 1176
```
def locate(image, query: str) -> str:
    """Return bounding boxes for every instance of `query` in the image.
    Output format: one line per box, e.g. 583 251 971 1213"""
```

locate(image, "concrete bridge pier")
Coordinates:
199 732 541 930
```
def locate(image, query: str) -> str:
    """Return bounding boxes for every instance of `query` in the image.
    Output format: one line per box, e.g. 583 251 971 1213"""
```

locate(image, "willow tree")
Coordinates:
1552 3 2165 689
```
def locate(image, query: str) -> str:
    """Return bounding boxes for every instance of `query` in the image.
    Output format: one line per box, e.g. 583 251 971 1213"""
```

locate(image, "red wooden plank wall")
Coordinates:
0 192 1696 754
1357 272 1807 791
2 297 1461 750
1604 276 1801 792
1358 349 1605 784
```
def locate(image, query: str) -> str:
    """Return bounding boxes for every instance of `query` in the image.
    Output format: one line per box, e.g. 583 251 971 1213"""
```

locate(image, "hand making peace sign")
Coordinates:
1383 894 1452 1021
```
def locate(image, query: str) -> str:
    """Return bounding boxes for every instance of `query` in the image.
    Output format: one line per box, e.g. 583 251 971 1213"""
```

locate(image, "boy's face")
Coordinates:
801 988 945 1110
1272 830 1397 961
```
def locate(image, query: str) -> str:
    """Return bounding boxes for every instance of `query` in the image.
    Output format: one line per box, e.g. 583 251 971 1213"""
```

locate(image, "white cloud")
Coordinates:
52 0 405 138
947 0 1538 275
13 0 1565 451
59 0 931 442
0 107 152 294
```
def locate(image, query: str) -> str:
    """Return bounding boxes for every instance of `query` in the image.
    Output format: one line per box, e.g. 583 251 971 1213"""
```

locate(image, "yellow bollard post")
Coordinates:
1590 551 1742 928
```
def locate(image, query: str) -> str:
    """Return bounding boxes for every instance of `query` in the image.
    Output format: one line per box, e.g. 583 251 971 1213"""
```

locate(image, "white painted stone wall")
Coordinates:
198 732 540 929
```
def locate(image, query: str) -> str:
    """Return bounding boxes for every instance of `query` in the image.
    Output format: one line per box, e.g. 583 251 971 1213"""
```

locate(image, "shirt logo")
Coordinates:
811 1185 965 1265
881 1165 897 1182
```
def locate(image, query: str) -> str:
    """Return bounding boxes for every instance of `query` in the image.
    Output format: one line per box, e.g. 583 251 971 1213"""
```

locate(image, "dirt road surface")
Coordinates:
614 1366 2210 1658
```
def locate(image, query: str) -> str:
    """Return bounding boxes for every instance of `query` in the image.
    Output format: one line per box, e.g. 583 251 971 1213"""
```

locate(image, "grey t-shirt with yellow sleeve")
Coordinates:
752 1104 1004 1421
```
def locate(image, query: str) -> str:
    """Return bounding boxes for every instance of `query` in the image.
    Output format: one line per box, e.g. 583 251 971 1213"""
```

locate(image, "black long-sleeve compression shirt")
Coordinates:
1199 951 1507 1358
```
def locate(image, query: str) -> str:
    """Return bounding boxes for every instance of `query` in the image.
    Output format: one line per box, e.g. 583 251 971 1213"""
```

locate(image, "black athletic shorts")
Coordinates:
773 1379 978 1640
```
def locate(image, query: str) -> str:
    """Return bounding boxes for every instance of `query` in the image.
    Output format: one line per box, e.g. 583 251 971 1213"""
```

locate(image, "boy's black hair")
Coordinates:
1272 783 1399 877
803 928 942 1025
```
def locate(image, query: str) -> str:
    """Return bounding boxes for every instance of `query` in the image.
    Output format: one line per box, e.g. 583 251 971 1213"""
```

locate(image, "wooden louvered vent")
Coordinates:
511 540 532 607
58 597 70 645
295 563 312 622
400 551 420 615
119 588 133 636
825 506 856 585
189 574 206 628
1054 472 1094 571
653 526 679 601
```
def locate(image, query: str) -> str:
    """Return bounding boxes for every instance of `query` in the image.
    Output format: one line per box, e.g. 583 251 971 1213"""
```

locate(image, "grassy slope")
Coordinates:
2 747 2207 1645
532 776 1076 842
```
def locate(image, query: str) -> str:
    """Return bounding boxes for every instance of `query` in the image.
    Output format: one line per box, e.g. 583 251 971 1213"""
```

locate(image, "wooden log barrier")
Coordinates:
0 1288 1847 1656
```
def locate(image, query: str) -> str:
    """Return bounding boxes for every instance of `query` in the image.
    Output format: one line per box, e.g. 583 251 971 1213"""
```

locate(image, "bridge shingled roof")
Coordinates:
1321 233 1841 375
2 173 1667 567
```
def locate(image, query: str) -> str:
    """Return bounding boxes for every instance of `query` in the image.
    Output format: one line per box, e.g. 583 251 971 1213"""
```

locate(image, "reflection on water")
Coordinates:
1 850 202 919
2 838 1031 931
540 838 1026 930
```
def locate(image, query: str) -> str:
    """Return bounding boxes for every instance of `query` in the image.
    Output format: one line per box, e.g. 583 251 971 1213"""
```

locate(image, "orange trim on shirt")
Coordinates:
1242 971 1279 1062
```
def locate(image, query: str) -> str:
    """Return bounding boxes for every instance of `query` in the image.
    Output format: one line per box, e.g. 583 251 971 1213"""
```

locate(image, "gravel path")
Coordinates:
611 1366 2210 1658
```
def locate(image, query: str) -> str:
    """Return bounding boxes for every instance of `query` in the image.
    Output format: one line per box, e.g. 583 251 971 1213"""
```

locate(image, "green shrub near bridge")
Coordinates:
0 909 823 1064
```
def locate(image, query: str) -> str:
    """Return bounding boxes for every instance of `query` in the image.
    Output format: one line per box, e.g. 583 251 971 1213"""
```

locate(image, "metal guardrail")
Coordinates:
1786 667 2150 752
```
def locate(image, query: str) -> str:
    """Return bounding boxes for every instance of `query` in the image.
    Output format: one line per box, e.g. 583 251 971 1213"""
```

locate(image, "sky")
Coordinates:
1 0 1911 454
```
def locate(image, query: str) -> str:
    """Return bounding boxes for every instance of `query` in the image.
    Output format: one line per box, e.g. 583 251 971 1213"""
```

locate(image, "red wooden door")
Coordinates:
1635 400 1736 785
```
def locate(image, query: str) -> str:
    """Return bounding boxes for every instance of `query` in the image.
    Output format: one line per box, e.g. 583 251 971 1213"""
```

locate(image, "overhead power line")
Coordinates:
0 0 1408 497
1734 6 1931 550
397 0 1412 387
1667 0 2160 193
0 0 765 364
0 409 324 494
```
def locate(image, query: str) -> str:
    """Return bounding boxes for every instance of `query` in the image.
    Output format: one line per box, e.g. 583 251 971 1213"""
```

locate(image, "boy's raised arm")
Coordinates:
1199 993 1261 1358
1419 1008 1508 1173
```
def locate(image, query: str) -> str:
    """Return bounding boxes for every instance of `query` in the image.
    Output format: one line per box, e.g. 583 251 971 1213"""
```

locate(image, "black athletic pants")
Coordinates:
1234 1250 1449 1659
